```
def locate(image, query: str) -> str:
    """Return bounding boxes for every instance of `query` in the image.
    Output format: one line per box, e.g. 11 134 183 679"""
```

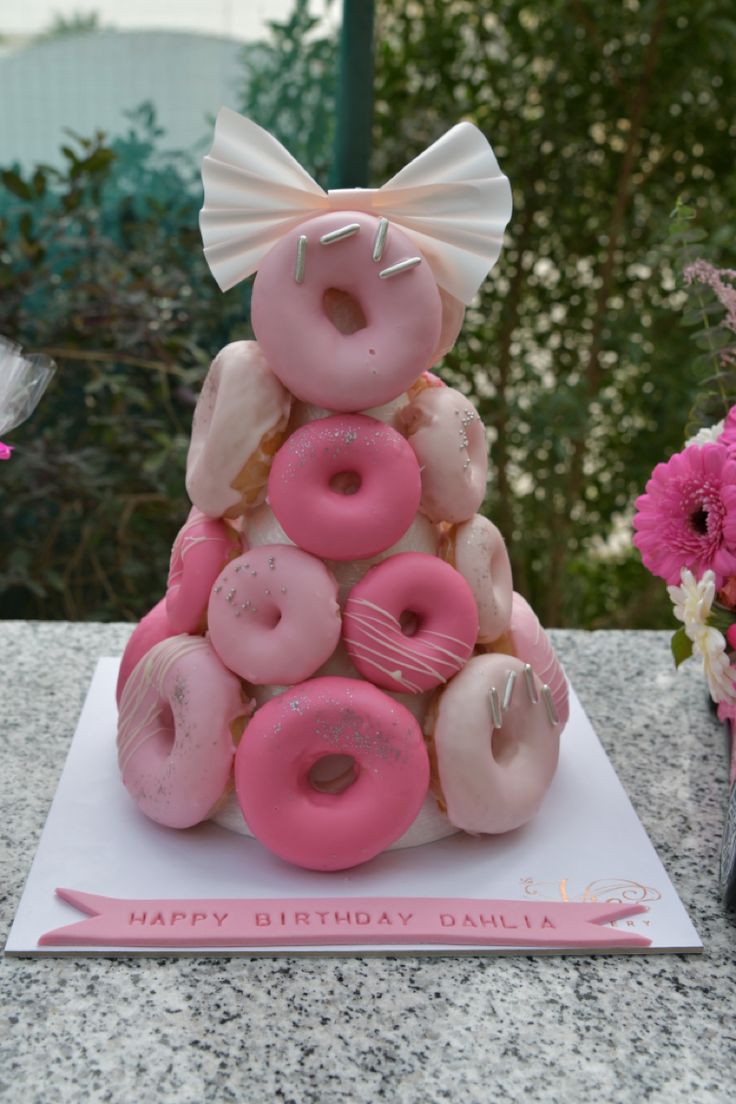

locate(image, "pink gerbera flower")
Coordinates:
633 442 736 586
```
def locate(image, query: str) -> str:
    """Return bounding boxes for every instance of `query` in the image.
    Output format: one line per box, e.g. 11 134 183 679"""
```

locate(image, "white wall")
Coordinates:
0 30 248 169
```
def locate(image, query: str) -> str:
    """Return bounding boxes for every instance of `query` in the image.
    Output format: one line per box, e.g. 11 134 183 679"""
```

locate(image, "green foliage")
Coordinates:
372 0 736 626
41 11 103 39
671 627 694 668
241 0 337 187
665 199 736 436
0 108 249 619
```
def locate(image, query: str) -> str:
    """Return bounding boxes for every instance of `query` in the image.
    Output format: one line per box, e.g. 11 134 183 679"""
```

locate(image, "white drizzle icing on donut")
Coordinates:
117 636 208 772
167 530 231 589
343 597 470 693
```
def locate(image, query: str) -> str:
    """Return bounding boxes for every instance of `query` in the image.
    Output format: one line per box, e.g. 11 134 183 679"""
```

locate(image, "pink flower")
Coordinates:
0 441 13 460
633 442 736 586
718 404 736 456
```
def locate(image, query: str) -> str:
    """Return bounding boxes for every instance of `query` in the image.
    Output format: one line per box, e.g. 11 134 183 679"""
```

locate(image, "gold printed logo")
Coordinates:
521 877 661 929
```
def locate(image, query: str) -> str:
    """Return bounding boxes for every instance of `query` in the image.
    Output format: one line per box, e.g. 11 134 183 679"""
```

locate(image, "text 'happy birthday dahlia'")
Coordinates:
632 442 736 587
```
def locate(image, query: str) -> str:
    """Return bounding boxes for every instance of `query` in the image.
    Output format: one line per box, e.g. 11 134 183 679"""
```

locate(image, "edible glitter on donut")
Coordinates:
207 544 341 685
267 414 422 561
251 211 442 411
397 385 488 524
343 552 479 694
234 676 430 870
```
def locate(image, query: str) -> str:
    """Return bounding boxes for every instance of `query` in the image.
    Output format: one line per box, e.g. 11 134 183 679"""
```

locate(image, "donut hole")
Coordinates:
329 470 362 496
399 610 422 637
309 754 358 794
153 702 177 758
322 287 367 335
491 725 518 766
257 603 282 631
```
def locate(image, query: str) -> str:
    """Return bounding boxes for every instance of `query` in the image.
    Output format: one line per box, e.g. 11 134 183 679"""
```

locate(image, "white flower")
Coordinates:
685 419 725 447
691 624 736 703
667 568 716 639
668 567 736 703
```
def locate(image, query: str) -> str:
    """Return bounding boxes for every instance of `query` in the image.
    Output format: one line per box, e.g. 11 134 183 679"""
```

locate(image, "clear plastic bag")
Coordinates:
0 336 56 437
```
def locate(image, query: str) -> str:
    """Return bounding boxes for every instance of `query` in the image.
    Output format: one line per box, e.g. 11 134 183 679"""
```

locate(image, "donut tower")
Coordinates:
116 111 570 871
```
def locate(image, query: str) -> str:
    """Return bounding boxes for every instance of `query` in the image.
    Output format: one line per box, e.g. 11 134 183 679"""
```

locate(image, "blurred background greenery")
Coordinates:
1 0 735 626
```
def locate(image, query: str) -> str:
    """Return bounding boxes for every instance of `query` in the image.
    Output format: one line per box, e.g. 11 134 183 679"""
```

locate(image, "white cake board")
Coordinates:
5 659 701 956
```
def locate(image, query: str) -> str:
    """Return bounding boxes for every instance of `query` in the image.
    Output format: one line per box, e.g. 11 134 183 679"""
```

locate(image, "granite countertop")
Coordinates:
1 621 734 1103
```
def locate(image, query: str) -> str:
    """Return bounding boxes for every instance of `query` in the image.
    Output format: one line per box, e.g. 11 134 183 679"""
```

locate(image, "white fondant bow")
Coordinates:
200 107 513 305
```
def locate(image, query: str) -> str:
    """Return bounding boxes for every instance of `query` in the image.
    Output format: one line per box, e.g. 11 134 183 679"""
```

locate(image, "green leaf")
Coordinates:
671 628 694 669
1 170 32 200
692 327 733 351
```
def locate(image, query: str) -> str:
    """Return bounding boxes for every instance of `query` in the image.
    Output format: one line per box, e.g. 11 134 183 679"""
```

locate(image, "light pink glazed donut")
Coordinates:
267 414 421 561
505 592 570 727
165 508 241 634
343 552 478 694
234 677 430 870
444 514 513 644
251 211 442 411
116 597 176 706
397 386 488 523
431 653 560 834
117 635 249 828
432 287 465 366
207 544 341 684
186 341 291 519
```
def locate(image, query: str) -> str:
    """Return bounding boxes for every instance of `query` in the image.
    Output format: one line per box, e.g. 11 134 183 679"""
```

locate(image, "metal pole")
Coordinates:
330 0 375 188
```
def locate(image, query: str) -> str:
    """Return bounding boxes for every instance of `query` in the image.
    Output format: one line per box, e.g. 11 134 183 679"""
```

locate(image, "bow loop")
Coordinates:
200 107 512 304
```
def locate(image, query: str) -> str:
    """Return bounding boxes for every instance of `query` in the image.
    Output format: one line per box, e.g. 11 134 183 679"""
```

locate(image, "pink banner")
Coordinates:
39 888 651 949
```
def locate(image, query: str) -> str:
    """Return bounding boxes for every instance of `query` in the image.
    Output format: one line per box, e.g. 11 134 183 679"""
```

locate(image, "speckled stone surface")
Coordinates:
1 622 735 1103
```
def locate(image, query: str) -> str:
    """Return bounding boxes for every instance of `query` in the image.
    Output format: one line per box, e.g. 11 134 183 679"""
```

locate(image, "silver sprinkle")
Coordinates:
502 670 517 712
281 586 287 594
320 222 360 245
542 685 559 725
372 218 389 262
378 256 422 279
268 556 275 570
489 686 502 729
264 589 271 596
524 664 539 704
294 235 307 283
213 585 222 594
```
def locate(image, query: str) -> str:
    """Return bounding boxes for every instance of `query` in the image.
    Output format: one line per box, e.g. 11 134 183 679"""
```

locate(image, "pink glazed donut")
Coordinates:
444 514 513 644
343 552 479 694
116 597 177 706
268 414 421 561
431 653 561 834
505 592 570 727
165 508 241 634
235 677 430 870
251 211 442 411
117 635 249 828
207 545 341 684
